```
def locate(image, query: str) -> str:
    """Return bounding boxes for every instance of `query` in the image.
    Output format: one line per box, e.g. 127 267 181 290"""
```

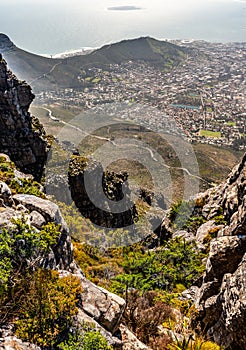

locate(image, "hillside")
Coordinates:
69 36 188 68
0 34 190 92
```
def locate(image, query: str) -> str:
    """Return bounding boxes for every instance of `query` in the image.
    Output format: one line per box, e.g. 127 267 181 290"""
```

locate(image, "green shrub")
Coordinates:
15 269 82 347
111 238 205 294
9 178 45 198
59 323 113 350
0 218 60 278
168 200 196 230
0 218 61 322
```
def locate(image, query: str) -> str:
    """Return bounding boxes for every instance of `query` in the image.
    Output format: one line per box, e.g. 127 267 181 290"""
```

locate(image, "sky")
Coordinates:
0 0 245 54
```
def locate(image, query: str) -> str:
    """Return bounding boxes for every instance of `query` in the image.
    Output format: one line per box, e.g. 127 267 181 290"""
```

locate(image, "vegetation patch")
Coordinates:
199 130 221 138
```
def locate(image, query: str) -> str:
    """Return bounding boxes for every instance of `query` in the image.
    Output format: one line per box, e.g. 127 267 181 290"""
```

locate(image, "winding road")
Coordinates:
41 106 209 184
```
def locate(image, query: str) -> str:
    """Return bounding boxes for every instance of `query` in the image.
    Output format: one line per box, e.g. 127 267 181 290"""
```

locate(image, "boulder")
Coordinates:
0 337 40 350
195 220 222 244
60 269 126 335
13 194 68 233
76 309 123 348
173 230 195 243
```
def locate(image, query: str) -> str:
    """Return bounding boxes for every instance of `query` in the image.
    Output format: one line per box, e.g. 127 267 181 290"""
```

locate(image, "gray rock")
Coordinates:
0 181 13 206
76 309 122 348
13 194 68 233
207 254 246 349
190 154 246 349
181 286 199 302
29 210 46 229
0 208 18 226
204 236 246 282
0 336 41 350
59 269 125 334
196 220 216 244
173 230 195 243
0 59 49 181
119 324 150 350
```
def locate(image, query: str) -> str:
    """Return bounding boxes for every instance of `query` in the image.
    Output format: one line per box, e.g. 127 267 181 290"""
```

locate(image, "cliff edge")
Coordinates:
0 55 48 180
189 153 246 349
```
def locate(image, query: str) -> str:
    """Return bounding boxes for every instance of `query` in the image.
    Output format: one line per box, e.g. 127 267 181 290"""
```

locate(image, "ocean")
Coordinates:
0 0 245 55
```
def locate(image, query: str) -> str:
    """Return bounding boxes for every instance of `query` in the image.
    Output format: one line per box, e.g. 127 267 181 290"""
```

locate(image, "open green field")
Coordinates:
200 129 221 138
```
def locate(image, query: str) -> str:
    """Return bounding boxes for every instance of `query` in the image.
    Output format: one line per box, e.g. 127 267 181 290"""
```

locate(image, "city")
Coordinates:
36 40 246 149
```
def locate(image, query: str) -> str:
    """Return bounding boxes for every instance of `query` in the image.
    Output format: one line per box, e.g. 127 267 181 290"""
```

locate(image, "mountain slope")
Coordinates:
0 34 190 92
69 36 188 67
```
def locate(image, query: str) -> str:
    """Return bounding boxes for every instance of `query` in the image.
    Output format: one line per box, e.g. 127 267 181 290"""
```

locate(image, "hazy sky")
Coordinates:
0 0 245 54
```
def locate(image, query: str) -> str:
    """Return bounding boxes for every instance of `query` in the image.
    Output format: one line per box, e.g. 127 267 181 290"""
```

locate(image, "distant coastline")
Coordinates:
39 36 246 59
41 47 96 59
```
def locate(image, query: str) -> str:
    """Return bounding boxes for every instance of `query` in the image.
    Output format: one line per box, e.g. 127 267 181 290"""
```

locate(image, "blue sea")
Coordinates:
0 0 245 55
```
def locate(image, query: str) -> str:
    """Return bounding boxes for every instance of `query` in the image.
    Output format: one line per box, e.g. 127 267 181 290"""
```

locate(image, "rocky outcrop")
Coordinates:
190 153 246 349
0 175 73 270
68 155 138 229
0 57 48 180
0 34 15 53
60 269 125 348
201 152 246 236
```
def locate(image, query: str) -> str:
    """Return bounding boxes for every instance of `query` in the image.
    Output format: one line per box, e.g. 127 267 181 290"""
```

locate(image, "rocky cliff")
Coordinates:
0 34 15 53
0 56 48 180
188 153 246 349
68 155 138 229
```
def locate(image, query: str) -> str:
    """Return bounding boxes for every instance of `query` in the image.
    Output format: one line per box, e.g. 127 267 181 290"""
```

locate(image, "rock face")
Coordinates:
192 153 246 349
0 337 41 350
60 269 125 348
0 57 48 180
68 156 138 229
0 34 15 53
201 152 246 236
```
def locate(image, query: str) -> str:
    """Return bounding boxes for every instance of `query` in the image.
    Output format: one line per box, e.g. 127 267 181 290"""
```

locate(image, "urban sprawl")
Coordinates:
37 41 246 149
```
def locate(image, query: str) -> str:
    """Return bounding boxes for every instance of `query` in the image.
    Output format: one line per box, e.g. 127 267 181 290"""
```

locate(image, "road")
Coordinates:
30 62 62 85
41 106 209 184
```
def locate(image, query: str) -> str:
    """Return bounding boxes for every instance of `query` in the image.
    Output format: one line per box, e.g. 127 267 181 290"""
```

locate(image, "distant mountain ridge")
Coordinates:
0 34 190 92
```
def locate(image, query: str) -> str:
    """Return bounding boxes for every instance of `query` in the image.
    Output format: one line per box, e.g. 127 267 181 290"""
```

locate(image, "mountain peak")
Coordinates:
0 33 15 52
